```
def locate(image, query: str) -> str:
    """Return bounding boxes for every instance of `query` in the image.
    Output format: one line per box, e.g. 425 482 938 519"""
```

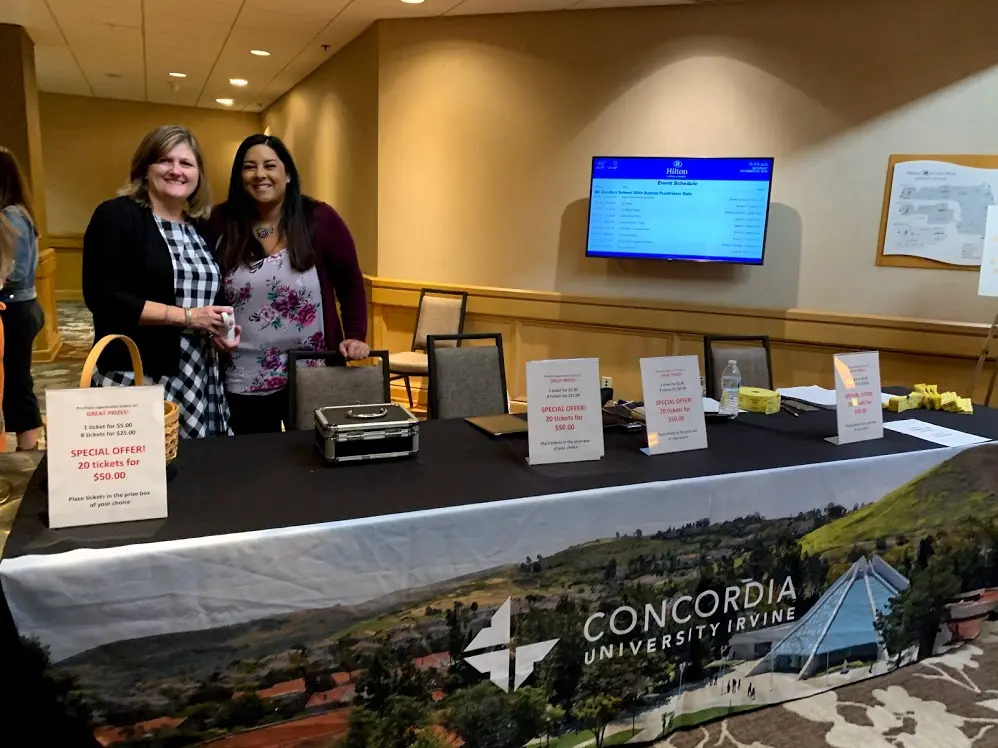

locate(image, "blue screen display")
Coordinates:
585 156 774 264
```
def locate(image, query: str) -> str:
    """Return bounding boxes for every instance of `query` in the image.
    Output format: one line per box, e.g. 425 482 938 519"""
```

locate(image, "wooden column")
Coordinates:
32 248 61 362
0 25 59 362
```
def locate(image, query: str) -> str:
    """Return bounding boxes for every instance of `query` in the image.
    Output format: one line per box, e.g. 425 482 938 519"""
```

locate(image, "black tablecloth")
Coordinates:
7 403 998 559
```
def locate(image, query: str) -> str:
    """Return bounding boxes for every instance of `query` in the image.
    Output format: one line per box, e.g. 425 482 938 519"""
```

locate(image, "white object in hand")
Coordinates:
221 311 236 343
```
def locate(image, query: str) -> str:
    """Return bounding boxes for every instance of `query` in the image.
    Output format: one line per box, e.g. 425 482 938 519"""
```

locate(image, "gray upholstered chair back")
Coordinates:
427 334 508 420
705 337 773 398
288 351 391 429
413 290 468 351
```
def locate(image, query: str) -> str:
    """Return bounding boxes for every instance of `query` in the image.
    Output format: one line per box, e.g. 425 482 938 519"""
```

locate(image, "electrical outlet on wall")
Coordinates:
600 376 613 389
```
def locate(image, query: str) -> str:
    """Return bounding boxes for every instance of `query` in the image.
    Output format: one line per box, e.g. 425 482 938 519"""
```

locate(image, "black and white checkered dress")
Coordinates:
92 217 231 438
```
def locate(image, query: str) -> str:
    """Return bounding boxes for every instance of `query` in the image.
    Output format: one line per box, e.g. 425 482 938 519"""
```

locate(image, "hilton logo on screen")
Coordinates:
462 598 558 692
666 159 688 176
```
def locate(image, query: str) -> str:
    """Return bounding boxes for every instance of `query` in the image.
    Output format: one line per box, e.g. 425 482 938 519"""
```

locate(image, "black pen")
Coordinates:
782 404 799 417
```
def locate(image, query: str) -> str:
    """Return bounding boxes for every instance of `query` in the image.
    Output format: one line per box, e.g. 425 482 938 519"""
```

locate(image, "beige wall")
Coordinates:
263 27 380 275
265 0 998 324
40 93 261 237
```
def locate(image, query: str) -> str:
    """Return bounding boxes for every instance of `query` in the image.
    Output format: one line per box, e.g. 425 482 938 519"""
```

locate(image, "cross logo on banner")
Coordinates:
462 598 558 693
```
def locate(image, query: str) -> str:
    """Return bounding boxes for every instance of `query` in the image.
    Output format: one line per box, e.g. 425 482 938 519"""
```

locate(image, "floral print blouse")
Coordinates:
222 249 325 394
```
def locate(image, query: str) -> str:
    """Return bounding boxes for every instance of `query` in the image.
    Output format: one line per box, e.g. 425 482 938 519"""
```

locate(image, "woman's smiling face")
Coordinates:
146 143 199 204
242 144 289 206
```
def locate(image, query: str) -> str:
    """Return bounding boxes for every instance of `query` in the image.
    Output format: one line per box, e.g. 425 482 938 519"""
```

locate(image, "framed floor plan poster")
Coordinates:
876 154 998 271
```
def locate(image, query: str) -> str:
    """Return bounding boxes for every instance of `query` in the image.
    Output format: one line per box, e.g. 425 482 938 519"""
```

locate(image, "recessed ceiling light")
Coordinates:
250 49 270 56
216 98 234 106
169 72 186 78
229 78 248 87
400 0 425 3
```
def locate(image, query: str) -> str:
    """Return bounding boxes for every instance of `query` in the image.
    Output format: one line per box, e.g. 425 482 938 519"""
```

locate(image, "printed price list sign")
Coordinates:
46 385 168 528
526 358 604 465
640 356 708 455
541 377 586 434
830 351 884 446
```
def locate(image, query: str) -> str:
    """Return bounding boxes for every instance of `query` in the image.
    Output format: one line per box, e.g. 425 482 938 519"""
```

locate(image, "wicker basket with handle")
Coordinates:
80 334 180 464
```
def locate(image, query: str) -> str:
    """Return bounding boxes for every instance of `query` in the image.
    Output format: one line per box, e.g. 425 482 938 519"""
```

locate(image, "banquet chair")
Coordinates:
287 350 391 430
703 335 773 399
389 289 469 408
426 333 507 420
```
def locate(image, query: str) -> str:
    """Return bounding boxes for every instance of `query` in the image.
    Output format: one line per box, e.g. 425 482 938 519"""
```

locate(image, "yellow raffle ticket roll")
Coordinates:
739 386 781 414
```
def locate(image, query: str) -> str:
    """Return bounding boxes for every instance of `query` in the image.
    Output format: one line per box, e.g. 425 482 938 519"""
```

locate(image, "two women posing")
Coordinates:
83 126 369 438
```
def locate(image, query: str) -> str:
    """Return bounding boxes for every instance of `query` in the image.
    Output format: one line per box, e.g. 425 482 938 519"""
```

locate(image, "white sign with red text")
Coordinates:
526 358 604 466
828 351 884 446
45 384 168 528
639 355 708 455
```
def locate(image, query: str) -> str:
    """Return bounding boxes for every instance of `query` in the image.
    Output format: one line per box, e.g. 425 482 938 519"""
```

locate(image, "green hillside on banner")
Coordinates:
802 443 998 557
52 512 816 718
35 444 998 748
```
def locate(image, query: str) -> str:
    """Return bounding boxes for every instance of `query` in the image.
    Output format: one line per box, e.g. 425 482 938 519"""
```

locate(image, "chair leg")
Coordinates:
403 376 414 408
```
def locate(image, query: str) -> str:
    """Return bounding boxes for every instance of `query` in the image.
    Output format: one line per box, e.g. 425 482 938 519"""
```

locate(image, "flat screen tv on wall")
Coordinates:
585 156 775 265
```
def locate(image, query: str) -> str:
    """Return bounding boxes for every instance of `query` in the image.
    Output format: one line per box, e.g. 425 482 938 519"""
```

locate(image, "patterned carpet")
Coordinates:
34 300 90 399
53 299 97 361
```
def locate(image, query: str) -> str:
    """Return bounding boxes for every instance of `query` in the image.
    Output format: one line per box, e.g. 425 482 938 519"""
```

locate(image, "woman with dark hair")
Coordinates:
83 125 239 439
213 134 368 435
0 147 44 451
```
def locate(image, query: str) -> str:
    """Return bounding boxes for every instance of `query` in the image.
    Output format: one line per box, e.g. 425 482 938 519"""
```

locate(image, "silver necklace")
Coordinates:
255 225 276 239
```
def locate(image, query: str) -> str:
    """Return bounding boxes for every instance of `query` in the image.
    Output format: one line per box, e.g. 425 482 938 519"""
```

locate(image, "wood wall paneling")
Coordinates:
51 234 83 302
514 322 678 402
33 247 62 361
368 277 994 409
47 242 996 405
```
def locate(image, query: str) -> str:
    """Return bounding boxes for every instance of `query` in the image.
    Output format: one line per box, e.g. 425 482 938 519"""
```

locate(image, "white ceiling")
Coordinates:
0 0 714 112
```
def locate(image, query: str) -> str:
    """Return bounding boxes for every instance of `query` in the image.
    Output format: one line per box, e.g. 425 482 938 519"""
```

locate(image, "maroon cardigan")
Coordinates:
210 201 368 351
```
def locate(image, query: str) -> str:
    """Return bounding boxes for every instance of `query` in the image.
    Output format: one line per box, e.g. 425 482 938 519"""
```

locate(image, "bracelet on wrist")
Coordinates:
184 308 192 329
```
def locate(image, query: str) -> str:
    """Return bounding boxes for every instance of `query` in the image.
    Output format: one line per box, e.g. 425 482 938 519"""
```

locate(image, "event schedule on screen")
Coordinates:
586 157 774 264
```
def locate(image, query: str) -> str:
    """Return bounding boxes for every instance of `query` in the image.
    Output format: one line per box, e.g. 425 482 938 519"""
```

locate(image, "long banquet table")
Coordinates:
3 404 998 746
6 405 998 554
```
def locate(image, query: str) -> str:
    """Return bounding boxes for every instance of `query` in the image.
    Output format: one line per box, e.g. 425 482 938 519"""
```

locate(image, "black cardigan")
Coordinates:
82 196 219 379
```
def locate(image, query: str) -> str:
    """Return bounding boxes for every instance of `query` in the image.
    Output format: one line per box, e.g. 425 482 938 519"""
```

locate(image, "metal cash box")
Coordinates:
313 403 419 464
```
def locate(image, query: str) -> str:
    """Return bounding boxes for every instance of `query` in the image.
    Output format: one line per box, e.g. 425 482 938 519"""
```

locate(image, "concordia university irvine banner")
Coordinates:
12 443 998 747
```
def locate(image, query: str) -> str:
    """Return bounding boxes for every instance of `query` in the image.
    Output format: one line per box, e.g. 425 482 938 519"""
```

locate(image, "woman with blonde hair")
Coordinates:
0 148 43 451
83 125 239 438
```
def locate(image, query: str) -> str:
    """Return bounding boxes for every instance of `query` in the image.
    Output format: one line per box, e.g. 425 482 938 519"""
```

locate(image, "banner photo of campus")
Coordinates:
17 443 998 748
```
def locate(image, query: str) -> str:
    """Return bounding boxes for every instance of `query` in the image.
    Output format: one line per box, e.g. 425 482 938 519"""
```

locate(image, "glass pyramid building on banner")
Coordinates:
748 555 909 679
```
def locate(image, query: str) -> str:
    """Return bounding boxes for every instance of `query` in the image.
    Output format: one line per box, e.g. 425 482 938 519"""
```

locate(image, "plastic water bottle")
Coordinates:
719 360 741 416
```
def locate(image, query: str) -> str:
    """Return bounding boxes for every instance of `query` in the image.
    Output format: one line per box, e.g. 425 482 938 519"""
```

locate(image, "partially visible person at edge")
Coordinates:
82 125 240 439
0 210 15 448
210 134 369 435
0 148 44 451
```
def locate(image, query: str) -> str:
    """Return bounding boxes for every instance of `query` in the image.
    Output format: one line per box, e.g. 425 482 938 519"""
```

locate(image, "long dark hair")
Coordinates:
217 134 315 274
0 147 38 236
